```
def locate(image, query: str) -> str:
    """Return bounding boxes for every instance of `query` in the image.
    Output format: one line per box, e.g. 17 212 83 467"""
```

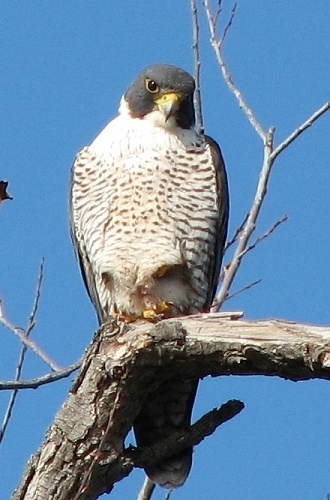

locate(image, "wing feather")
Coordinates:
204 135 229 309
69 148 105 324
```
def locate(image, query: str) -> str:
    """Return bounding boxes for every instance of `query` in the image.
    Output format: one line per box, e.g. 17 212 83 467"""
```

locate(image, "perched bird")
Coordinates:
69 64 229 488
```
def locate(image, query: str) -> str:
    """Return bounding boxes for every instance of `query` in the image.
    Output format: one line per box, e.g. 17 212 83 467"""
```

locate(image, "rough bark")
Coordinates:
13 313 330 499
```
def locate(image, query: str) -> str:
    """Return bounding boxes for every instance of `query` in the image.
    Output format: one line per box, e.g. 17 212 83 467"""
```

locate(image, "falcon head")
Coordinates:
123 64 195 129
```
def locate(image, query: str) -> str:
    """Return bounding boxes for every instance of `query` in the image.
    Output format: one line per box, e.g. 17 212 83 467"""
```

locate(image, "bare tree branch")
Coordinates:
0 260 46 444
190 0 204 134
203 0 266 140
0 296 61 372
271 101 330 160
26 259 44 336
224 212 248 251
129 399 244 468
0 362 80 390
218 1 236 47
13 316 330 499
213 127 276 307
203 2 330 310
241 214 288 257
223 279 261 303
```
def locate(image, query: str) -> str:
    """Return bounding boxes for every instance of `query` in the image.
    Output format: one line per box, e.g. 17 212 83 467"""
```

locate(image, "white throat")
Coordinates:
118 96 184 132
90 96 200 160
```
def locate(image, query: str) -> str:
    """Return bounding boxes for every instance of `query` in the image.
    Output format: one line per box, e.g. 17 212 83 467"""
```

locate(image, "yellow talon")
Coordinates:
142 302 172 320
156 301 171 313
143 309 158 320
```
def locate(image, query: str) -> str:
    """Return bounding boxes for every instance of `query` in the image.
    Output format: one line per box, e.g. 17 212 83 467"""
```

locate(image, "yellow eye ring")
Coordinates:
145 78 159 93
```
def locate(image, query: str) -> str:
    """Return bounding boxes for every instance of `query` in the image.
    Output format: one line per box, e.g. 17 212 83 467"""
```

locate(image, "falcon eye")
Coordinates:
145 78 159 93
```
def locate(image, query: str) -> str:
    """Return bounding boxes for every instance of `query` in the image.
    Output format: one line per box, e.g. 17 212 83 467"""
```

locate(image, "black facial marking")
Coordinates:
124 64 195 129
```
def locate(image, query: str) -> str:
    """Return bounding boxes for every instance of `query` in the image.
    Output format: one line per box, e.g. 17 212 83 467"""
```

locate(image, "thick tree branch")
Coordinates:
128 399 244 469
13 315 330 499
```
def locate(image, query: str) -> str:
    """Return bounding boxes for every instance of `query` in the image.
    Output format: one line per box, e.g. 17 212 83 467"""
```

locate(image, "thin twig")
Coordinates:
0 260 50 444
241 214 288 257
224 212 249 251
0 375 19 444
190 0 204 134
218 1 236 46
203 0 266 141
224 279 262 303
26 258 44 335
214 0 223 27
0 361 80 390
271 101 330 160
0 299 61 373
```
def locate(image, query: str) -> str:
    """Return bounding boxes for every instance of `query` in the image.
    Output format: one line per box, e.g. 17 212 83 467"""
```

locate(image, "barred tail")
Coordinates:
134 378 198 488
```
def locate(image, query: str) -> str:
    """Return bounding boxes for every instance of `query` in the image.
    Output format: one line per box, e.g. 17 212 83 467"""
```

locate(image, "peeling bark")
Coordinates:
13 314 330 499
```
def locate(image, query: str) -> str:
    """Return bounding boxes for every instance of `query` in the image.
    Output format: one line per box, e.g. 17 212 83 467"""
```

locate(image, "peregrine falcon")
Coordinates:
69 64 229 488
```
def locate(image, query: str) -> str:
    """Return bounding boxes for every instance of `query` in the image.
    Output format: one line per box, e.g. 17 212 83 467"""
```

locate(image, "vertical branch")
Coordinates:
203 0 266 141
190 0 204 134
0 260 45 444
214 128 275 308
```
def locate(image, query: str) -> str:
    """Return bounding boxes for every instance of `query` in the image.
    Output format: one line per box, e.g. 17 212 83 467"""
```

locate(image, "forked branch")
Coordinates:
202 1 330 308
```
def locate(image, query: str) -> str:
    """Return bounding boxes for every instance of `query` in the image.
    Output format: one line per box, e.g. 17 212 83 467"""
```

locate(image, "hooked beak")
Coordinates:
154 92 181 121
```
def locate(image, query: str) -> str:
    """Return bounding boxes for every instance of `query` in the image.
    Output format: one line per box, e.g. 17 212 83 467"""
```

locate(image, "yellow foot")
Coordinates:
142 301 172 320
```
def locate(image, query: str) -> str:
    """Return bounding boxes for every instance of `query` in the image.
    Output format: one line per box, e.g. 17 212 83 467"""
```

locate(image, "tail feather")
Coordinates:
145 449 192 489
134 378 198 488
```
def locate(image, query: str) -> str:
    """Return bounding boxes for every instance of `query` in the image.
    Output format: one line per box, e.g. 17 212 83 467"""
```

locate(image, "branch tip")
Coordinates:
190 0 204 134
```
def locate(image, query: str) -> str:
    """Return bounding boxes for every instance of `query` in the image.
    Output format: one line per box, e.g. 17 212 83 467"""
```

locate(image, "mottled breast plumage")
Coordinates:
71 114 225 322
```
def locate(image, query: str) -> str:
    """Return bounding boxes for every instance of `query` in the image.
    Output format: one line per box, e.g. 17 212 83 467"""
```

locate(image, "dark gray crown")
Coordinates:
124 64 195 129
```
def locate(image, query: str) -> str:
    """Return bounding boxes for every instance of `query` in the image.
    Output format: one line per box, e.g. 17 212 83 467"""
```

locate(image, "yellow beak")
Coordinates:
154 92 181 120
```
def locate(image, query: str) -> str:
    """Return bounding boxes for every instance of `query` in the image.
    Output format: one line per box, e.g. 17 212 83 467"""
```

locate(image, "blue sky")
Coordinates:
1 2 330 499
